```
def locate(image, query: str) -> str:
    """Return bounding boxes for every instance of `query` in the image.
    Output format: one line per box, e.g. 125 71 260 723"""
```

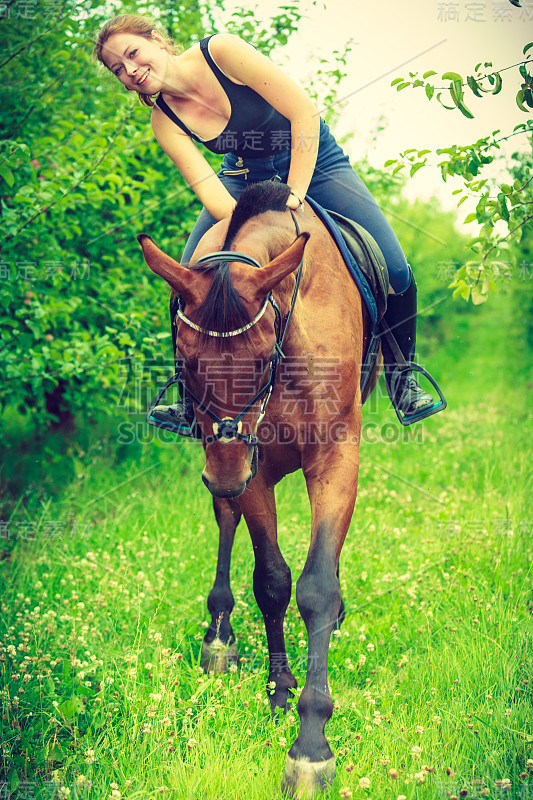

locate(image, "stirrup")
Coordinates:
146 372 199 437
389 363 447 426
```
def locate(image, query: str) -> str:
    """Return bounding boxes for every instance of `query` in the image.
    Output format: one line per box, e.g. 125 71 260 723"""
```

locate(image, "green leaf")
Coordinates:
456 98 474 118
471 284 488 305
464 212 477 224
492 73 502 95
436 92 456 111
391 77 404 86
423 70 437 79
442 71 463 83
450 79 464 103
0 164 14 187
515 89 529 112
396 82 410 91
9 768 20 795
523 42 533 55
497 193 509 222
409 162 426 177
58 695 85 720
467 75 483 98
477 194 488 217
425 84 434 101
452 282 471 301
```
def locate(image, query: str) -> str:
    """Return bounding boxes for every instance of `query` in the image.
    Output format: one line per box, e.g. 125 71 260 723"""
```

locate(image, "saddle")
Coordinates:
312 202 445 419
306 199 388 403
327 209 389 324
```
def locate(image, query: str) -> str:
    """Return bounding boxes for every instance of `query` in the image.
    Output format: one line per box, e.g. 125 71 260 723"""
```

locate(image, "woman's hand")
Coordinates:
286 191 305 212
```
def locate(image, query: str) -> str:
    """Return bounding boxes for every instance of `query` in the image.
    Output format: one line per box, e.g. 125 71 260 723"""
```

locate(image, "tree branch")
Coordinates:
0 0 89 70
5 111 132 243
10 66 70 137
481 212 533 265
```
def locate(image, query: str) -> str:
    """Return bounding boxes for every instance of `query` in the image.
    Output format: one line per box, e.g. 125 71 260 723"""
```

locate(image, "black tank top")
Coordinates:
155 35 292 157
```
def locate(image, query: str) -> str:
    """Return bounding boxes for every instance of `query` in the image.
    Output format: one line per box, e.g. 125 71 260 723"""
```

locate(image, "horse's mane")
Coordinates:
188 181 291 343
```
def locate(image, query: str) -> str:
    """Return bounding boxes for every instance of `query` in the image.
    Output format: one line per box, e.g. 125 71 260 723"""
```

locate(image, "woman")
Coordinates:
94 14 435 432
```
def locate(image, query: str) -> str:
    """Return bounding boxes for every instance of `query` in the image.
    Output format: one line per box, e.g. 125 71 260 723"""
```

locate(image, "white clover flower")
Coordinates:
359 776 371 790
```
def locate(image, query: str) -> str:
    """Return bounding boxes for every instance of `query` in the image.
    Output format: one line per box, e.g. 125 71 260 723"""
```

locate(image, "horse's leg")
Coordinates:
201 497 241 674
239 477 298 713
282 444 360 797
336 561 346 629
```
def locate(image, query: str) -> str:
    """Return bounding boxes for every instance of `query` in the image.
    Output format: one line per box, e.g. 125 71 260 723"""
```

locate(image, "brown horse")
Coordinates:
139 181 368 796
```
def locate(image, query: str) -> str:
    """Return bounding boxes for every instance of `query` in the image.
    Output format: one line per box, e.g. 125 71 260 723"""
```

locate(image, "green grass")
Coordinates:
1 289 532 799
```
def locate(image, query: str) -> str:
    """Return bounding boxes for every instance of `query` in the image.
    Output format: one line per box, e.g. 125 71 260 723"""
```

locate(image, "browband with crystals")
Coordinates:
175 296 270 338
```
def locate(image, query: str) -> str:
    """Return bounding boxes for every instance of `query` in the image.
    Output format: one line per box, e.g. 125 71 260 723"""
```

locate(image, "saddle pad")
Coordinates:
305 198 389 327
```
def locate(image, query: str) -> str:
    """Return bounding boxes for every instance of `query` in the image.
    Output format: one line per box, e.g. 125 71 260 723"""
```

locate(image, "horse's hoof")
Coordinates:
200 638 238 674
281 755 336 797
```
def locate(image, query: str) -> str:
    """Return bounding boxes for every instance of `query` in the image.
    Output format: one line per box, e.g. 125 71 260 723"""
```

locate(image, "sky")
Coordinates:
213 0 532 210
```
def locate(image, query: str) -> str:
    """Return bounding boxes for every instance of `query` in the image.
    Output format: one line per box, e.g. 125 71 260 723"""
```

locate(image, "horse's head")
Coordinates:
138 228 309 498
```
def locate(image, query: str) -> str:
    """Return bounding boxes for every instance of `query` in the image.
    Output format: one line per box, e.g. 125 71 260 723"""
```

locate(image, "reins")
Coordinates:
174 211 303 445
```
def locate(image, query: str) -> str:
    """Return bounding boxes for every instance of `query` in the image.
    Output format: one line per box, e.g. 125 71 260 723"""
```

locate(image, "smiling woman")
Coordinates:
93 13 437 433
94 15 181 106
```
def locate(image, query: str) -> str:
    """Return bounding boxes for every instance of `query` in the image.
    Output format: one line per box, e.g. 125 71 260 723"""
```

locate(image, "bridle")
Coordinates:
176 212 303 446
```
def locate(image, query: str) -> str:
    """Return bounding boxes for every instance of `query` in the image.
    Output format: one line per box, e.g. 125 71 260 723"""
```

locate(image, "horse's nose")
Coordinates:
201 471 251 499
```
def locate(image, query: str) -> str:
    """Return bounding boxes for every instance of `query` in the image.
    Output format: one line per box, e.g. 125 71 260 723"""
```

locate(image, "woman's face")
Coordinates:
101 31 168 93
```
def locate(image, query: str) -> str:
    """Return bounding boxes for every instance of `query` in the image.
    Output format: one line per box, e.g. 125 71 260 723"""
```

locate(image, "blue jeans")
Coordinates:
181 119 410 293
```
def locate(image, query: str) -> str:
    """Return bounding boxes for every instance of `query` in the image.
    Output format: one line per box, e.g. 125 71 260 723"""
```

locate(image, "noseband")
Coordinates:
176 213 303 446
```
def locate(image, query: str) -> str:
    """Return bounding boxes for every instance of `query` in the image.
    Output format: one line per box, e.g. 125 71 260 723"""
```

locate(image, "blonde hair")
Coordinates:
94 14 181 107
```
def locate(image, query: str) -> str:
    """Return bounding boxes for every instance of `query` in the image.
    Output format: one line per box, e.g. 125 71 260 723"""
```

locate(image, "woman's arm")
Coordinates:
209 33 321 205
151 105 237 221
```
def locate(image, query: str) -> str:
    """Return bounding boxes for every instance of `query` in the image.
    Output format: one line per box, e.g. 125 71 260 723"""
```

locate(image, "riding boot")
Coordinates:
149 383 198 435
149 296 200 437
380 270 434 416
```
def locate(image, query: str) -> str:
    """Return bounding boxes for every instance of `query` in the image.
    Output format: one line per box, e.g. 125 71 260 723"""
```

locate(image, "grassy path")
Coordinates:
1 293 532 799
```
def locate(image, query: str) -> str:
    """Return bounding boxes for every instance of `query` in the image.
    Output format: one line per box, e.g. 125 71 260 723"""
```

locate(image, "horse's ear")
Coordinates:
137 234 201 304
250 233 310 300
